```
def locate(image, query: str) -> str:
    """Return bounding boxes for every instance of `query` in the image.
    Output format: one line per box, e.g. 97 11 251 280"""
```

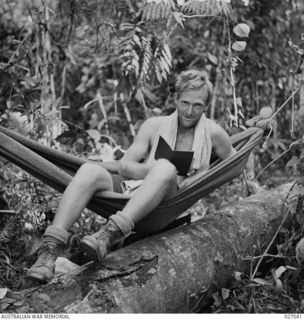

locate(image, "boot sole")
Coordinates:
79 238 106 263
26 270 52 283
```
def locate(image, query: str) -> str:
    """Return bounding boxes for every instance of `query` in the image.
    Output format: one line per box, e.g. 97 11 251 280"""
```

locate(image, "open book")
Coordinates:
154 136 194 176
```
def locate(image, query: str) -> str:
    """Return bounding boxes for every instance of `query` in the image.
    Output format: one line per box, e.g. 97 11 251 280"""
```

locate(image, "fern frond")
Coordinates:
139 34 153 82
140 0 176 22
181 0 231 17
141 2 152 21
153 42 172 83
181 0 203 15
153 3 162 20
215 0 232 17
113 0 136 20
119 26 143 79
162 43 172 68
113 0 129 14
57 0 96 24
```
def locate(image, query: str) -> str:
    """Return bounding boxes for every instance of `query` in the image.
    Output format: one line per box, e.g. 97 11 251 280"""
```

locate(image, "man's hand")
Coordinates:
245 107 273 130
118 160 153 180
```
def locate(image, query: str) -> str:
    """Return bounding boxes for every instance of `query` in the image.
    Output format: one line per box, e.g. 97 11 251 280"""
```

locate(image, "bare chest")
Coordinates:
174 130 194 151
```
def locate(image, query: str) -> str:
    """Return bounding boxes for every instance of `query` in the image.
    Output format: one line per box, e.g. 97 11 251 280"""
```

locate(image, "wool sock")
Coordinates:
44 225 69 245
110 211 134 237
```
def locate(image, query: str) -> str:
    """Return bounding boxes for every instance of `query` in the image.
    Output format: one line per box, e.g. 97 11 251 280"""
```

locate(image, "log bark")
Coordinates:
12 183 298 313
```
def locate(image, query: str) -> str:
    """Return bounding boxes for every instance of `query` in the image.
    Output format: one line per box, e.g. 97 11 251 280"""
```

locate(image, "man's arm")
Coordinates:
210 123 236 160
97 161 120 173
117 117 158 180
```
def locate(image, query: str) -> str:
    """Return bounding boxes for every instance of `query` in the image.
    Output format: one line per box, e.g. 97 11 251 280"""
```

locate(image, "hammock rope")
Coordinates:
0 125 263 235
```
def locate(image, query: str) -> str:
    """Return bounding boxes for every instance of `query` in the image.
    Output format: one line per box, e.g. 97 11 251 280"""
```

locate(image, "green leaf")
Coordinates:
292 184 304 195
0 288 8 299
235 97 242 107
221 288 230 300
252 278 273 286
132 34 141 48
233 271 242 281
172 12 184 28
296 176 304 185
286 156 299 168
274 266 287 279
37 293 51 302
207 53 218 65
233 23 251 38
214 251 223 263
160 56 170 74
141 87 160 103
163 44 172 66
86 129 101 142
155 64 163 83
212 292 222 307
232 41 247 51
135 88 145 105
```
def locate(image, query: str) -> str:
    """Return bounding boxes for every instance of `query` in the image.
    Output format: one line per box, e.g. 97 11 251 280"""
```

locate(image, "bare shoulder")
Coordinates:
139 116 167 136
206 118 235 160
135 116 166 145
122 116 163 161
206 118 229 139
141 116 163 128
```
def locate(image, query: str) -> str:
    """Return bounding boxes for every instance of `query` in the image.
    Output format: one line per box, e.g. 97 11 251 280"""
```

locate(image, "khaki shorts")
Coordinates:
110 173 127 193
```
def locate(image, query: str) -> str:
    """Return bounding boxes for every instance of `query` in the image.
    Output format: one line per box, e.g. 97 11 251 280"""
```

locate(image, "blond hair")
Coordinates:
175 70 213 105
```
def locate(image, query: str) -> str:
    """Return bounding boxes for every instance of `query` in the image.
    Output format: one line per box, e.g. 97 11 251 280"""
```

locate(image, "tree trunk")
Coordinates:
12 183 297 313
299 59 304 137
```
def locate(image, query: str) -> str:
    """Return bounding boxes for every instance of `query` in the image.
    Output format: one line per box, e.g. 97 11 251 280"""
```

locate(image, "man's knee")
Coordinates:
151 159 177 183
75 162 112 190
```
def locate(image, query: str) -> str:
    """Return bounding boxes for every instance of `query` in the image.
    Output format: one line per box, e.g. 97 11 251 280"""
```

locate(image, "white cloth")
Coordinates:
121 179 143 196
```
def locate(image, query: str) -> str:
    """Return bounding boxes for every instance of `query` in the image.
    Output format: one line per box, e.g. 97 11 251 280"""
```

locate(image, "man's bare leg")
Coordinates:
119 159 178 223
52 162 114 230
27 162 113 282
80 159 178 261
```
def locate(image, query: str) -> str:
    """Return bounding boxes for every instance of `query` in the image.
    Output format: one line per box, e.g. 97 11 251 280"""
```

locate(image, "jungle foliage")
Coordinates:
0 0 304 313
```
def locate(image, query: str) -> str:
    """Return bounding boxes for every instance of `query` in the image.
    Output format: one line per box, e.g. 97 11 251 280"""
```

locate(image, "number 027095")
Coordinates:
284 315 302 319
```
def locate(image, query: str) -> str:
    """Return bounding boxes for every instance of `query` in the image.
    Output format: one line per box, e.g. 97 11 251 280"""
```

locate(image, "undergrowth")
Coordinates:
0 152 303 313
204 172 304 313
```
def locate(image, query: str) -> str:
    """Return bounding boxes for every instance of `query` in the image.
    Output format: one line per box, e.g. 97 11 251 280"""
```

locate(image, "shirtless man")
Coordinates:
27 69 236 282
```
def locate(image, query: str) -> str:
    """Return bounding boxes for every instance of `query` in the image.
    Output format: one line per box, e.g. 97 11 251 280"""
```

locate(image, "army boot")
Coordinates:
80 211 134 262
26 225 69 283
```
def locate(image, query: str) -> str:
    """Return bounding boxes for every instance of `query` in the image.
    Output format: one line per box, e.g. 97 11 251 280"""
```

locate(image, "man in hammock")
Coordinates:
27 69 236 282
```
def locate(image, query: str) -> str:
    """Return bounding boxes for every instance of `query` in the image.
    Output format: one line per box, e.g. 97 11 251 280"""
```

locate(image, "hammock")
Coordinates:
0 125 263 235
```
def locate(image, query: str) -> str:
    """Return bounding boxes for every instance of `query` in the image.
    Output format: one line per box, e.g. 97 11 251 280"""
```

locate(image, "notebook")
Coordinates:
154 136 194 176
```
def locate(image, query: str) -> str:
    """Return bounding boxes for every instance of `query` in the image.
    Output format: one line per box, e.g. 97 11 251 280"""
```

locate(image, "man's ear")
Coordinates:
203 101 212 116
174 92 178 103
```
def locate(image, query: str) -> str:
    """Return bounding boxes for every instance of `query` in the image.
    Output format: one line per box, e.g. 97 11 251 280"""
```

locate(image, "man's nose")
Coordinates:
186 105 194 114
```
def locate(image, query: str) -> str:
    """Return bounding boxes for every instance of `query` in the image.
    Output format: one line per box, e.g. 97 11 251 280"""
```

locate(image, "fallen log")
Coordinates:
8 183 298 313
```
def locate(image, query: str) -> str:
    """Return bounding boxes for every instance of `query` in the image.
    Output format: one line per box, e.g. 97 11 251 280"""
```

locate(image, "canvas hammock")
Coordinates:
0 125 263 235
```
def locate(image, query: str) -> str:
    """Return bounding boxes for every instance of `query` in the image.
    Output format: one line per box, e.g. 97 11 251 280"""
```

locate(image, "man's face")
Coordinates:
175 88 209 128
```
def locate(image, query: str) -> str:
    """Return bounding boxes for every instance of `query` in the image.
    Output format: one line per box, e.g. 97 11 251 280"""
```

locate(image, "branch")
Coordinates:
250 181 297 279
0 210 16 215
183 14 217 19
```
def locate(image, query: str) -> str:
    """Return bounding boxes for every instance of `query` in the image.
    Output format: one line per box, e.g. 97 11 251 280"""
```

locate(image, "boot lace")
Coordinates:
95 227 111 243
95 222 120 245
38 243 56 266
